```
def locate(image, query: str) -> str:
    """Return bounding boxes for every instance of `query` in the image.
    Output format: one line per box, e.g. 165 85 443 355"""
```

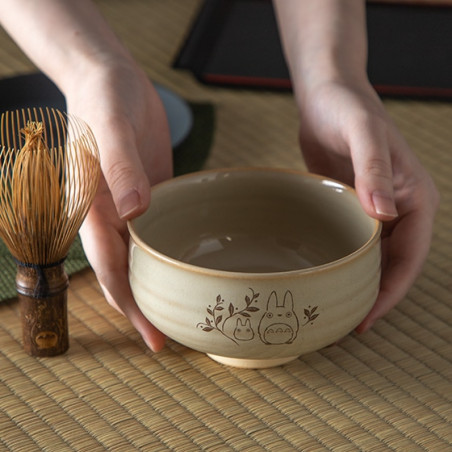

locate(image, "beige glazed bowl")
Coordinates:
128 168 381 368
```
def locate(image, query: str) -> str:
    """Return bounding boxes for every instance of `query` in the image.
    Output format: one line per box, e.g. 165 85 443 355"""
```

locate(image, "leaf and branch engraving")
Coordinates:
302 306 319 326
197 288 260 344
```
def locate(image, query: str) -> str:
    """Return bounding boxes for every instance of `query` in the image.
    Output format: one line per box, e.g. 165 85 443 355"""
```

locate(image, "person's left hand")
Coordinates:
295 79 439 332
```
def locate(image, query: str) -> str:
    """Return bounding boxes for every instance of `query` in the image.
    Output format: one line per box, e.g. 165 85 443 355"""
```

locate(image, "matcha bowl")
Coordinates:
128 168 381 368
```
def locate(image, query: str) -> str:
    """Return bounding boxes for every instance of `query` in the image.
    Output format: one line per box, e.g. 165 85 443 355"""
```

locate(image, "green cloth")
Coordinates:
0 102 214 302
174 103 214 177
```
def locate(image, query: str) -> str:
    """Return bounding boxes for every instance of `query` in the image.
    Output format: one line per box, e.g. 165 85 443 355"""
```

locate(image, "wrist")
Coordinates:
60 52 140 103
273 0 369 104
293 63 370 101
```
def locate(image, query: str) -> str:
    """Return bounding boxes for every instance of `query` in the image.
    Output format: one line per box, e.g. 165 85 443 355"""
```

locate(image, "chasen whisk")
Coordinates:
0 108 100 356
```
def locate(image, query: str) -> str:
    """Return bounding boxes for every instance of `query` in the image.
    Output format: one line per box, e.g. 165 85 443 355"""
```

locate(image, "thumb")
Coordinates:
98 121 151 220
350 120 398 221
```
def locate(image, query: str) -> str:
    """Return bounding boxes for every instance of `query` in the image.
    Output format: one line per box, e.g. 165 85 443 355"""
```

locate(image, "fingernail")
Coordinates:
144 338 157 353
144 337 165 353
372 191 398 218
118 189 141 219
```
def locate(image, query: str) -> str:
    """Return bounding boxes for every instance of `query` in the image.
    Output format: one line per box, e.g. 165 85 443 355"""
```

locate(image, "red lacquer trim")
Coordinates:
373 84 452 98
204 74 452 98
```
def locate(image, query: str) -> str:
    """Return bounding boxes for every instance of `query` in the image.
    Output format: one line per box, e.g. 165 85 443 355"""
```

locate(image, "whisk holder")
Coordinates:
15 259 69 357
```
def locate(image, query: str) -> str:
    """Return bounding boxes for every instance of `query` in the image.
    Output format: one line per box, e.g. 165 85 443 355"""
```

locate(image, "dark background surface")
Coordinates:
174 0 452 98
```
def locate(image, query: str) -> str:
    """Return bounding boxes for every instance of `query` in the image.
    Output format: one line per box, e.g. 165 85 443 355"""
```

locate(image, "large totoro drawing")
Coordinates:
258 291 299 344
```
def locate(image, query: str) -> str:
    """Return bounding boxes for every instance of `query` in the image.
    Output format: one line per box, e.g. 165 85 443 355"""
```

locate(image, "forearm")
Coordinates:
273 0 368 100
0 0 133 92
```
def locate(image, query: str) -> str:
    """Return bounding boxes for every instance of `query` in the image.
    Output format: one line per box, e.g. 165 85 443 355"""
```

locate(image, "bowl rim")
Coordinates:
128 167 382 280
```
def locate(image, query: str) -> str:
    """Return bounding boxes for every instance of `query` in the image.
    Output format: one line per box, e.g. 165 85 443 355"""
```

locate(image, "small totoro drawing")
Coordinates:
233 318 254 341
258 291 299 344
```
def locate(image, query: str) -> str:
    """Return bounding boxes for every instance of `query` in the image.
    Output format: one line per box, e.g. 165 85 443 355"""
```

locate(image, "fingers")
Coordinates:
298 82 438 335
93 117 152 220
356 213 431 333
348 113 440 332
67 73 172 222
97 278 166 353
349 116 399 221
356 171 439 333
80 186 166 352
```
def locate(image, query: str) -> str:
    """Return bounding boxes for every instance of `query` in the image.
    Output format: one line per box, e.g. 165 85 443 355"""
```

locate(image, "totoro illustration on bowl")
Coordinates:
258 291 299 345
197 288 319 346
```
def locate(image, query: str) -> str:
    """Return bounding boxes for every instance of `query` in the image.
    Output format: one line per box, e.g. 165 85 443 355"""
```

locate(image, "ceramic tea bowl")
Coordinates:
128 168 381 368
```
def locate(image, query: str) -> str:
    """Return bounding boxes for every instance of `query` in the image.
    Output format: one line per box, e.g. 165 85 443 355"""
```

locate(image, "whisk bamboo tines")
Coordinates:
0 108 100 356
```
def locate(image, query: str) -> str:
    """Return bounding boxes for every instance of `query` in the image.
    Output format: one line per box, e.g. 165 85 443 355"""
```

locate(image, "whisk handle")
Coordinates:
16 261 69 357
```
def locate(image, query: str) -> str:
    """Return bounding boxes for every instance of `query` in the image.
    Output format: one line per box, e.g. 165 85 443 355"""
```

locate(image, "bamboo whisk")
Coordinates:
0 108 100 356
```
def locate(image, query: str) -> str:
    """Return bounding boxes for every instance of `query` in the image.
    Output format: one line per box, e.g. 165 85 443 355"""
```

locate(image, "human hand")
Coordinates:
68 60 173 351
0 0 172 351
296 79 439 332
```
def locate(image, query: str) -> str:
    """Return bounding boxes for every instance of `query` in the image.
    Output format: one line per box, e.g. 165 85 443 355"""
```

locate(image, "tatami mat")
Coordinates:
0 1 451 451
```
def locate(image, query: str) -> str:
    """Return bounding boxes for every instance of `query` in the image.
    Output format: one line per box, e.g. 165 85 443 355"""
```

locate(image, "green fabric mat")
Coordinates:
0 102 214 302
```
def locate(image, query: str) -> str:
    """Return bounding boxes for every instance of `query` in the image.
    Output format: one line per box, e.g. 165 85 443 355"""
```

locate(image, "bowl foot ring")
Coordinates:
207 354 299 369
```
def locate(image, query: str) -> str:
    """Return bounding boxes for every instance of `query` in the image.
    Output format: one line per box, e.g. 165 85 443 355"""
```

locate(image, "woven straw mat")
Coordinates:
0 1 450 451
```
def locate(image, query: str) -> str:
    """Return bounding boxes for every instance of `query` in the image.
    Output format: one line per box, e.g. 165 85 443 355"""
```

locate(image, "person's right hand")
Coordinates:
68 59 173 352
0 0 173 351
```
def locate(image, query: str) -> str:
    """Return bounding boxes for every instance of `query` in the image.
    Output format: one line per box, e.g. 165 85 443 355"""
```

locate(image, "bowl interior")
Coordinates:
131 170 377 273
